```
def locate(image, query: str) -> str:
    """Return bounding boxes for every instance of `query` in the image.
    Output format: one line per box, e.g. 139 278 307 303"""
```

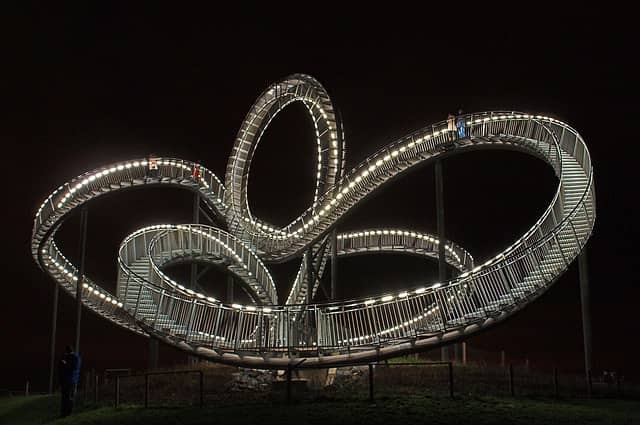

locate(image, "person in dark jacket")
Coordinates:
59 345 81 417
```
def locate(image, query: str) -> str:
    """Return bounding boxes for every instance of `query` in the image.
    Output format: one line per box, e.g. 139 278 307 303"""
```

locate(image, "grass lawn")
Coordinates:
1 393 638 425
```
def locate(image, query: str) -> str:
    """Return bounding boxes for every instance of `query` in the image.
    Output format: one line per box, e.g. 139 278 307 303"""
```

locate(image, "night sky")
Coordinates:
3 4 636 391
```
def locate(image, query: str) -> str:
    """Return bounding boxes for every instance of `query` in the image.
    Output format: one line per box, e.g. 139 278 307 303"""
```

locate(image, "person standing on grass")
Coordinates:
59 345 81 417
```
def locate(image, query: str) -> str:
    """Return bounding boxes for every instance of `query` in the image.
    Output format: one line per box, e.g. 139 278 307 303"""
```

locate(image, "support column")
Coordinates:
188 192 200 366
578 248 593 396
435 159 447 362
306 247 314 304
48 282 59 394
462 341 467 365
75 206 88 353
306 247 314 346
435 159 446 282
148 338 159 370
441 346 448 362
226 275 234 303
331 229 337 300
190 192 200 290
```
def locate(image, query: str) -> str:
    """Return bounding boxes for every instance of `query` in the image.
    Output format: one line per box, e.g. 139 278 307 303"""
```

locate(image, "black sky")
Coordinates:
2 4 637 391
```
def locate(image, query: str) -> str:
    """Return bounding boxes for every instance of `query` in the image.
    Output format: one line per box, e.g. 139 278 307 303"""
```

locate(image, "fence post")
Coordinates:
199 371 204 408
509 364 515 396
448 362 454 398
144 374 149 408
368 364 374 402
616 371 622 398
286 366 292 404
114 376 120 408
25 380 29 397
85 372 91 404
587 369 592 398
94 375 99 403
553 368 559 398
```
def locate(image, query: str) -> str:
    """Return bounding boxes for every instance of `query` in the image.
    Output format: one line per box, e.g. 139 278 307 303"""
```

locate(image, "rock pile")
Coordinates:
328 366 367 390
228 368 274 392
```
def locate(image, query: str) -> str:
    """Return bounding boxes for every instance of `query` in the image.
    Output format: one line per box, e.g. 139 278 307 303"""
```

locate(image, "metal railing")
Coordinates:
31 75 594 369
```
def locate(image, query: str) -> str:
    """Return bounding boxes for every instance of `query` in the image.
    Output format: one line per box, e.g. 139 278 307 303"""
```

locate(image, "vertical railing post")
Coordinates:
153 290 164 326
133 278 143 317
185 300 197 339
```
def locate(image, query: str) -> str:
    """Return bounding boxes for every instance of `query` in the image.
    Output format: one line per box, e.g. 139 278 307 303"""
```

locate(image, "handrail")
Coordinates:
32 75 594 368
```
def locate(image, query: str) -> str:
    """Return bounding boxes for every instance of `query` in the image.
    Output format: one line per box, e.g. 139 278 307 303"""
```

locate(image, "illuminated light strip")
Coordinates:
32 100 592 365
142 224 277 304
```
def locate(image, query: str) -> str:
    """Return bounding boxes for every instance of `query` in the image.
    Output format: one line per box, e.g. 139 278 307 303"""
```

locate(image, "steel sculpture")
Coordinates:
32 74 595 368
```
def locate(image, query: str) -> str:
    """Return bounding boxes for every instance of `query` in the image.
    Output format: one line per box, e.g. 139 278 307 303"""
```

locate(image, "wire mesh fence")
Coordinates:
69 355 637 409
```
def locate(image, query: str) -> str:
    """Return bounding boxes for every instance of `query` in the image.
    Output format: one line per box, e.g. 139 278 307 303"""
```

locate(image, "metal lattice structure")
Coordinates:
32 74 595 368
